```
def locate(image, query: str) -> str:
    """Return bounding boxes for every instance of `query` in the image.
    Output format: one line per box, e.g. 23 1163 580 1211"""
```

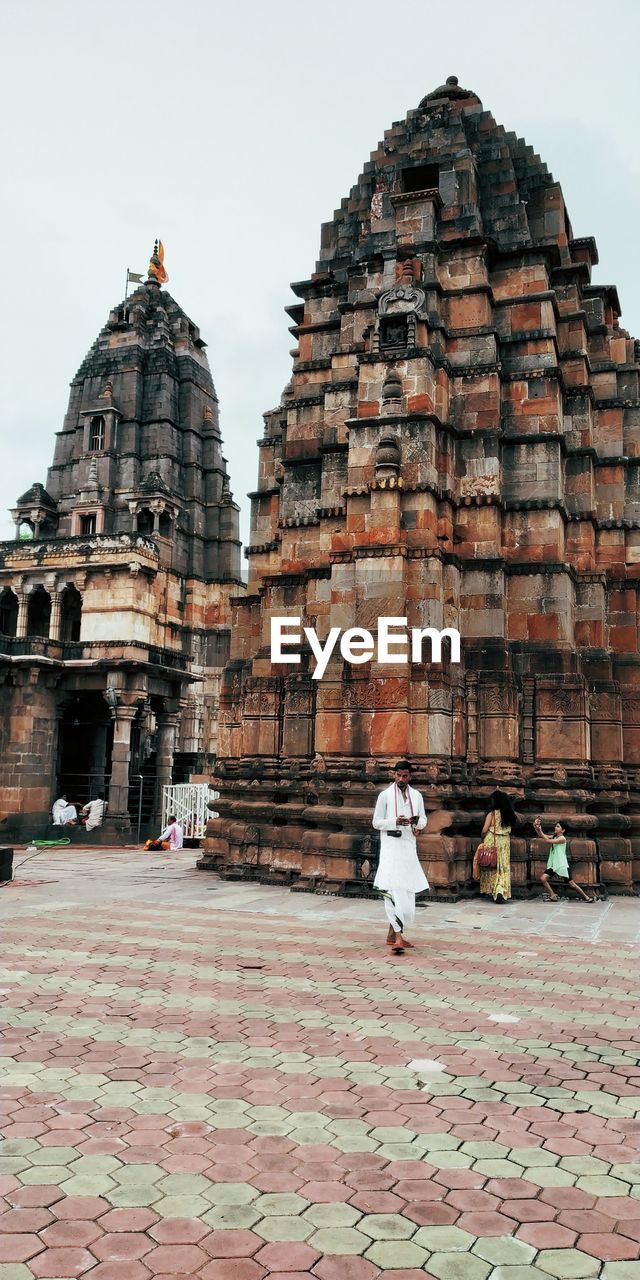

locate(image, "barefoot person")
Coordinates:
534 817 594 902
372 761 428 954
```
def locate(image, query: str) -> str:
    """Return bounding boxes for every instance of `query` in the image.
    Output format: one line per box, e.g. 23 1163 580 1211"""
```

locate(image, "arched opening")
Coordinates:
0 588 18 637
18 521 34 541
158 511 172 538
26 586 51 638
137 508 154 535
60 585 82 642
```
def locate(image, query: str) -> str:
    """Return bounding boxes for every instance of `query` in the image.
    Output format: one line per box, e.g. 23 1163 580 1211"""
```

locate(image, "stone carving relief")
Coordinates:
373 261 427 352
342 679 407 709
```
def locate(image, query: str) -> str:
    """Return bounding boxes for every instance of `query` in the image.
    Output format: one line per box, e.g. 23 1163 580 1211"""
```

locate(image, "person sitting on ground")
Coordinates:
534 816 594 902
81 793 106 832
51 795 78 826
144 814 184 852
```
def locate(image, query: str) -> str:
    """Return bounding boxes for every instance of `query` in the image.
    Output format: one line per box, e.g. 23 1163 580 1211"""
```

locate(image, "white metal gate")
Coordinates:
161 783 218 839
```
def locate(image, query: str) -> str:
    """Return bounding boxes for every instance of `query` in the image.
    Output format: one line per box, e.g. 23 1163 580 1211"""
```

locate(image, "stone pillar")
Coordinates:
154 712 180 824
16 592 28 639
50 592 62 642
107 706 138 824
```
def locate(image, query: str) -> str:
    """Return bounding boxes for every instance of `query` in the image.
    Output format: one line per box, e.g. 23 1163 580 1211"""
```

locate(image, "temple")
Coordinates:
202 78 640 896
0 245 242 840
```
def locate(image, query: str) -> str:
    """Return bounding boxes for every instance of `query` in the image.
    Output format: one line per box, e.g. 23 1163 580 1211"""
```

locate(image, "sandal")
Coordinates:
391 940 405 954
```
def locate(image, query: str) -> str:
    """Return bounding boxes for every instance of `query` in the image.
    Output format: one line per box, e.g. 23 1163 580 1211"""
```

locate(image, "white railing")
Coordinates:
161 783 218 839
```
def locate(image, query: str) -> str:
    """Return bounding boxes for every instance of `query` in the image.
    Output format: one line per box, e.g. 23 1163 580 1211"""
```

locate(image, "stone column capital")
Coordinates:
156 711 181 728
113 704 139 722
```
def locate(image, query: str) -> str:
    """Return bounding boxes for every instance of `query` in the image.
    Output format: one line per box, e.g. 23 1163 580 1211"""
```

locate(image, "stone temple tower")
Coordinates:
202 78 640 896
0 244 242 839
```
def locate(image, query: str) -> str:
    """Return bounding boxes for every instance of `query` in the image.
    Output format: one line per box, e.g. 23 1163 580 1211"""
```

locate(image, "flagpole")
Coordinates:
125 267 129 301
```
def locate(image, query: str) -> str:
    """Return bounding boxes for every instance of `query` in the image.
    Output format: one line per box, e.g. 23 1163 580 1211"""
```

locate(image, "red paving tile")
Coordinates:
4 1185 64 1208
577 1233 640 1260
29 1244 97 1275
91 1232 154 1261
0 1233 45 1262
254 1242 321 1270
348 1190 408 1214
202 1231 264 1258
99 1209 160 1232
260 1274 316 1280
501 1198 557 1223
516 1223 578 1248
143 1242 211 1271
52 1195 112 1219
83 1264 152 1280
40 1220 104 1247
457 1209 516 1235
446 1189 500 1211
404 1200 460 1226
199 1262 267 1280
148 1217 210 1244
0 1208 54 1233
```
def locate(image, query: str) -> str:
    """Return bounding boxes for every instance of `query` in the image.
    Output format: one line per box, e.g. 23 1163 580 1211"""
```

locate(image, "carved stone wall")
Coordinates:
202 77 640 896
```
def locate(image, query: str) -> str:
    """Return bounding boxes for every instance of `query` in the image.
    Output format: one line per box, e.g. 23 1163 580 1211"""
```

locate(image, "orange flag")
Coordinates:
148 239 169 284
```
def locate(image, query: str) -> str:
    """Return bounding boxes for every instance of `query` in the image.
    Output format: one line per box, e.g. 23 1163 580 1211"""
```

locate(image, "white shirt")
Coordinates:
160 821 184 850
52 799 77 825
372 783 428 841
82 798 105 831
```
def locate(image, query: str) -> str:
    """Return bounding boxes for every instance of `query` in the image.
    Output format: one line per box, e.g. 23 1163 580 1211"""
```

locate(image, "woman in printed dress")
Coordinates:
476 789 519 902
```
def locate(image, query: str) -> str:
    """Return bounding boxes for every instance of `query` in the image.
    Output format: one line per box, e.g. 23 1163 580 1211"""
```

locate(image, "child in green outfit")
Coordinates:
534 818 594 902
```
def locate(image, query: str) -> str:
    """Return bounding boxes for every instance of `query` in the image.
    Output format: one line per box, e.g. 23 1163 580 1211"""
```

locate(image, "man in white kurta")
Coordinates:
81 795 105 832
372 762 429 951
52 796 77 826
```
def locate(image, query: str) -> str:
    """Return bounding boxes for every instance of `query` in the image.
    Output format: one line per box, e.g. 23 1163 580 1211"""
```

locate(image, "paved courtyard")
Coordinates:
1 847 640 1280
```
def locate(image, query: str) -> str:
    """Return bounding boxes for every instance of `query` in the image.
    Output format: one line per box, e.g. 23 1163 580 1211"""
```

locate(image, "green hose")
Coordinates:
30 838 72 847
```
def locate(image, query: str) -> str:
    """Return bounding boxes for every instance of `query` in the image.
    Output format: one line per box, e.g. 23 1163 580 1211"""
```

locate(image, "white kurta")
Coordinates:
372 783 429 930
82 798 105 831
52 800 77 825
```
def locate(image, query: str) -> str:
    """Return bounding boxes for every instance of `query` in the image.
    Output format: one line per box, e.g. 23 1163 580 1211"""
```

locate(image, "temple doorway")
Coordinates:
57 693 114 810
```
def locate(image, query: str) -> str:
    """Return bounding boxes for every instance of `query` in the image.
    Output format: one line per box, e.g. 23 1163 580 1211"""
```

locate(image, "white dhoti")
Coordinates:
373 783 429 934
381 886 417 933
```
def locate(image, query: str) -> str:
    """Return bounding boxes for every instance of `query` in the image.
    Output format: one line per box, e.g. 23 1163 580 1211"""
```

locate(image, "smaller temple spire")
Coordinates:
147 239 169 286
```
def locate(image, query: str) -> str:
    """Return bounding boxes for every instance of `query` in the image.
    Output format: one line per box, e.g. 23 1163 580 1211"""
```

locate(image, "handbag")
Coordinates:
474 812 497 874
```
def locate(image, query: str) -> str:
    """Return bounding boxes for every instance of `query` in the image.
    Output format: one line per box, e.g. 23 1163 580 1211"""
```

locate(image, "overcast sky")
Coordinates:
1 0 639 550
